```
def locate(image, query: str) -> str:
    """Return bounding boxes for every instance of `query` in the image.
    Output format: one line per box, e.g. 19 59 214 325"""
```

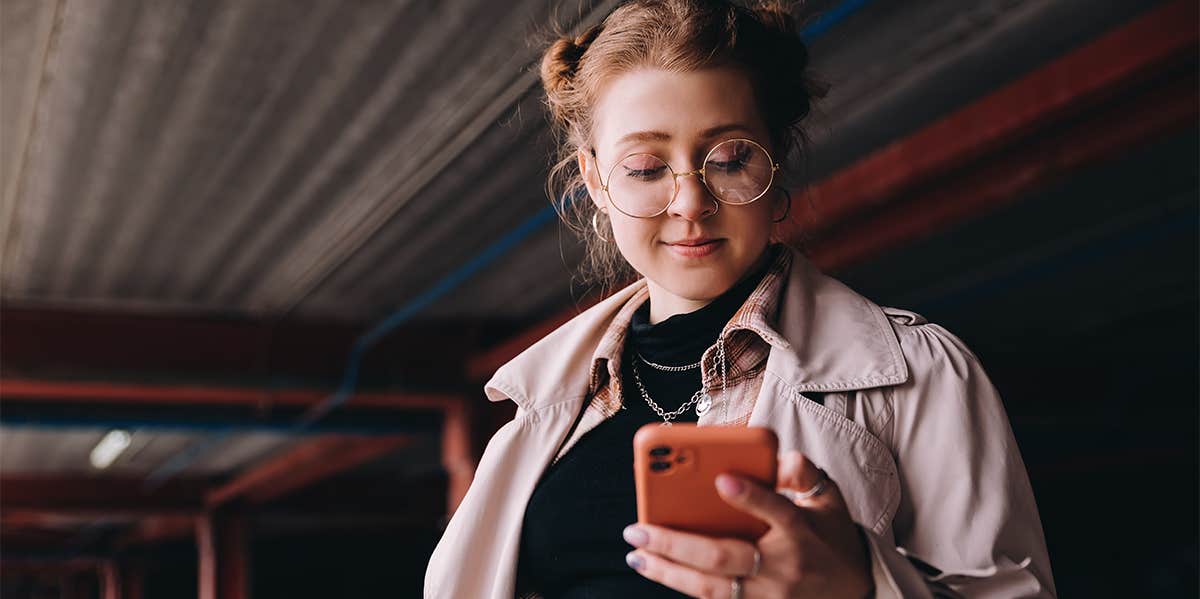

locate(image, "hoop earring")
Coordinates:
591 210 611 242
771 189 792 223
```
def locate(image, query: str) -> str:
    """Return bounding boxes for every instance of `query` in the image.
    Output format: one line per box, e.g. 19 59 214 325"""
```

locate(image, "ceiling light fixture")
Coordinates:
89 429 132 469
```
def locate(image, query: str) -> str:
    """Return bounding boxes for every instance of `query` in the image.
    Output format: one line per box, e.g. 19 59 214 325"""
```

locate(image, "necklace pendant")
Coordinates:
695 392 712 416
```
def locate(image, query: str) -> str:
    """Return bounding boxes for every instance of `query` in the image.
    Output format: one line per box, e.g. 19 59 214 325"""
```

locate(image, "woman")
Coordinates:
425 1 1055 597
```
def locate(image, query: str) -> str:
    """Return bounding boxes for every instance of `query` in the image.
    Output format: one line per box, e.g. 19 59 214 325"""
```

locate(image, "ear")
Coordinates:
770 187 791 222
577 147 607 212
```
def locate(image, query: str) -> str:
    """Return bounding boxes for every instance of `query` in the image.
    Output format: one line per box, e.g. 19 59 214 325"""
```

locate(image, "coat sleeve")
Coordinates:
864 319 1056 598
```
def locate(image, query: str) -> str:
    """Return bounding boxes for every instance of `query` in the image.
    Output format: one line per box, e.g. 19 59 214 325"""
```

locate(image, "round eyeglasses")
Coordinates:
593 138 780 218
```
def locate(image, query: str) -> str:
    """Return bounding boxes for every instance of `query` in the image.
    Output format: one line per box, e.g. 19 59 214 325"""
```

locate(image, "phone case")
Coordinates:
633 423 778 540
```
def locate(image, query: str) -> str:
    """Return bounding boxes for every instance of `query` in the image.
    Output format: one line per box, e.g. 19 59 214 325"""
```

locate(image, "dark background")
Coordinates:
1 0 1195 597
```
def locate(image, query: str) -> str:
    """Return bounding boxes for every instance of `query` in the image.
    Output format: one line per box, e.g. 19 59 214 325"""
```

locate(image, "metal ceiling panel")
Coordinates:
1 425 296 477
0 0 619 320
0 428 105 474
0 0 1173 327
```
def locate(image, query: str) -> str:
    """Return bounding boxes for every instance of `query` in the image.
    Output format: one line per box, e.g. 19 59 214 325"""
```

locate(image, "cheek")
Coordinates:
609 218 660 263
725 204 775 245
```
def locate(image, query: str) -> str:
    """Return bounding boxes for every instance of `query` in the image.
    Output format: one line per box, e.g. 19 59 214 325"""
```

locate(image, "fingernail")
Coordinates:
626 552 645 571
623 525 648 547
716 474 745 496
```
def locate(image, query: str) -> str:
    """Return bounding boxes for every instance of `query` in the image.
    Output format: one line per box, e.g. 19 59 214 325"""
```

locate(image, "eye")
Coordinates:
706 148 751 173
619 156 668 181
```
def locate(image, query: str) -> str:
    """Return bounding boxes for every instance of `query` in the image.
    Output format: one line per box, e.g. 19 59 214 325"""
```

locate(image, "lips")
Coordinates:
668 238 719 246
664 238 724 258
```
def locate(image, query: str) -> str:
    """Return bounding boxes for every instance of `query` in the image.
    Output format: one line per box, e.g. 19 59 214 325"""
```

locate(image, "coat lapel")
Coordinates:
748 249 908 535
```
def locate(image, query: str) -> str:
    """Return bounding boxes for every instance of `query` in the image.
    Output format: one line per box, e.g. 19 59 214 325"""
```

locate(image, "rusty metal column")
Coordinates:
196 510 251 599
441 397 478 515
100 560 121 599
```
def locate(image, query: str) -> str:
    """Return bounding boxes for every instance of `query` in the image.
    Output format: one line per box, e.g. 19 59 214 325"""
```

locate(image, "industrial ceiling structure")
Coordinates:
1 0 1196 596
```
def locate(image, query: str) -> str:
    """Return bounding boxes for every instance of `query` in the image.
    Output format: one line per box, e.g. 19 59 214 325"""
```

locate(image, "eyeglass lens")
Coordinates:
606 139 774 217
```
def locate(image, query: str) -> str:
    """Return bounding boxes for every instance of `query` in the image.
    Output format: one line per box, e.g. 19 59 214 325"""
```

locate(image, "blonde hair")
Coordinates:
538 0 826 289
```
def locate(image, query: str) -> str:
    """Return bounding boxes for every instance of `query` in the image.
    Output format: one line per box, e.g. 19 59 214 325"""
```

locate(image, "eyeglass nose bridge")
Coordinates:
664 167 719 216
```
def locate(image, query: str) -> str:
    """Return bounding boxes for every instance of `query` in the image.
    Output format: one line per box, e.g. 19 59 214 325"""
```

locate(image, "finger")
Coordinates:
715 472 812 532
623 523 758 577
627 549 757 599
777 451 821 496
776 450 847 512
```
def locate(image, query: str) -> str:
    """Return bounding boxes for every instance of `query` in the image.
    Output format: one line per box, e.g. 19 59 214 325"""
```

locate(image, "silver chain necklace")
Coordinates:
630 337 728 425
637 352 701 372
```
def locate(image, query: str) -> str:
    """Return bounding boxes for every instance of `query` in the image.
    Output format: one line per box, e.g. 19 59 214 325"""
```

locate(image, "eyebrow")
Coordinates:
613 123 754 149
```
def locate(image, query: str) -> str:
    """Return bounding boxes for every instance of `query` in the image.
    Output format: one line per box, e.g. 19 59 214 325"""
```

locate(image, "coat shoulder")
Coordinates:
880 305 928 326
879 305 986 387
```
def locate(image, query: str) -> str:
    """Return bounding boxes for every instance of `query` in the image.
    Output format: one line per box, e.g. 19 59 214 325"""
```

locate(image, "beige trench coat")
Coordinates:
425 247 1056 598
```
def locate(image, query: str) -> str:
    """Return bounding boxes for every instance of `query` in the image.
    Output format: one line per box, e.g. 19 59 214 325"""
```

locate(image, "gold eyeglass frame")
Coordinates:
594 137 781 219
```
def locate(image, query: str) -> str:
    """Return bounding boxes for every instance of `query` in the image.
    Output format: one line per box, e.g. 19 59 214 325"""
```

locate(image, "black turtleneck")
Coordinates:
516 256 771 598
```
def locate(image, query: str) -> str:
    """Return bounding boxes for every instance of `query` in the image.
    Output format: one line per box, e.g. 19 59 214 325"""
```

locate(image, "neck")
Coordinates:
643 247 772 325
645 282 710 325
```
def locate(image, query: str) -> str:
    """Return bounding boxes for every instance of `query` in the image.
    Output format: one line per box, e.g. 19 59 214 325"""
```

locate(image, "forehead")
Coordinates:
591 66 767 153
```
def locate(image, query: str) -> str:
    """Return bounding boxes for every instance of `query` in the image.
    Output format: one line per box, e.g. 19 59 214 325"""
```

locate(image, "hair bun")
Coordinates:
540 25 603 100
751 1 798 34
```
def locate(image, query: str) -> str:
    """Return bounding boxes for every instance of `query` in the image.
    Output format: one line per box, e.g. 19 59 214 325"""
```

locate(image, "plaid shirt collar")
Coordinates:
484 243 908 415
586 243 793 400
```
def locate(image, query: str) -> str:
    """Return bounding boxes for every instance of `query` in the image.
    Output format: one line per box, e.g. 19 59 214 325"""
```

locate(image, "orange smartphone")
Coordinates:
633 423 778 541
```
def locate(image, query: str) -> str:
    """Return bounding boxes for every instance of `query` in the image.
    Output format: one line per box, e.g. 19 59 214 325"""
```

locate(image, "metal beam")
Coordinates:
0 477 446 526
0 476 207 515
206 435 413 507
809 70 1198 271
0 383 446 435
0 377 459 411
0 307 479 386
779 0 1199 243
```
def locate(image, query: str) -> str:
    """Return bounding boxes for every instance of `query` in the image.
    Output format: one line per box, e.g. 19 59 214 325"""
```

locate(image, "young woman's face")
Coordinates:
579 66 781 305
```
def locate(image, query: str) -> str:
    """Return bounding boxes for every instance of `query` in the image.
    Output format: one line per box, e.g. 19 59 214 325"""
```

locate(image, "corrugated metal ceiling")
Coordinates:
0 0 1165 327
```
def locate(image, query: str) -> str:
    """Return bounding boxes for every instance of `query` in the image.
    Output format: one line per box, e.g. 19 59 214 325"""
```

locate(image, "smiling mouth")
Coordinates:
663 238 725 258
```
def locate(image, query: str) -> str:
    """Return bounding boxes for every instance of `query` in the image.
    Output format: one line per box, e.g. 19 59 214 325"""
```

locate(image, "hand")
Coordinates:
623 451 874 598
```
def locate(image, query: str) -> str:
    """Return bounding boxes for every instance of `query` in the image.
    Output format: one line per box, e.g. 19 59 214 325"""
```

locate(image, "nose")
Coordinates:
666 171 718 221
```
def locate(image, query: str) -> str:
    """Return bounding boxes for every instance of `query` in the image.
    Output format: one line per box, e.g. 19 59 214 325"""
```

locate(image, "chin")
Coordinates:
658 271 738 302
